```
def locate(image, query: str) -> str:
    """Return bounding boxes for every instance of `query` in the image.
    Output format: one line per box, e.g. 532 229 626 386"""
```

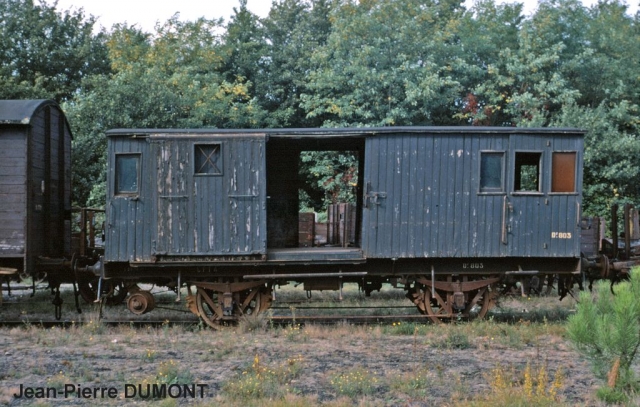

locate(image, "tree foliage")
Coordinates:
0 0 110 101
299 151 358 214
1 0 639 211
66 17 266 205
301 0 467 126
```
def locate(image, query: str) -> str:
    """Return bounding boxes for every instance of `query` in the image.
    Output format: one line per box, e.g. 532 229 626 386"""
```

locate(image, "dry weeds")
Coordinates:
0 283 621 406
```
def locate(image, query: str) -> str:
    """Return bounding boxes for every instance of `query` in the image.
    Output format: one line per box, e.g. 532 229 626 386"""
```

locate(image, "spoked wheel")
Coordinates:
421 287 452 324
238 287 272 316
78 279 128 305
195 288 223 328
464 286 498 319
409 276 499 323
195 285 273 328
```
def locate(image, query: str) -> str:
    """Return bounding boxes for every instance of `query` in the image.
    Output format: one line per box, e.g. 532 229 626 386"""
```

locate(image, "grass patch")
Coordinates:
222 354 304 401
383 321 428 335
238 313 269 333
329 367 381 398
388 368 432 398
0 283 598 405
432 329 473 350
454 363 567 407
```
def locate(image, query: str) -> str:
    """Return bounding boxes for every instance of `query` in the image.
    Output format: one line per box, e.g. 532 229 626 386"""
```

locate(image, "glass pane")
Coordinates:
552 152 576 192
480 153 503 191
115 155 139 194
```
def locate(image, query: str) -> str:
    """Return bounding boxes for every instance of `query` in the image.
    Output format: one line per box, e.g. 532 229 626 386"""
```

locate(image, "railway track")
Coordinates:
0 314 449 328
1 283 575 328
0 308 573 328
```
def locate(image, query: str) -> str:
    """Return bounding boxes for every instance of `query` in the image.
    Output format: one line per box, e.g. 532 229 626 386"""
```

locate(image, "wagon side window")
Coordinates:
114 154 140 195
479 152 504 193
194 144 222 175
551 152 576 193
514 152 541 192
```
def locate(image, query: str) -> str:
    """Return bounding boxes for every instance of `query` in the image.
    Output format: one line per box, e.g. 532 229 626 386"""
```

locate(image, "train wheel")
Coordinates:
422 287 452 323
464 286 498 319
195 286 272 327
126 291 156 315
407 284 453 323
239 286 272 316
195 287 223 328
78 279 127 306
411 279 498 323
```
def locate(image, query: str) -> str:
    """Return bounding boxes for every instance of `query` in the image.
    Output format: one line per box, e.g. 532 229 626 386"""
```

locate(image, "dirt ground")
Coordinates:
0 286 612 406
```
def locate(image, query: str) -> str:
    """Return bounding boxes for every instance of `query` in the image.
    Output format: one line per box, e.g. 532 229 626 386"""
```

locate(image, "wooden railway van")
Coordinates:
105 127 584 266
104 127 584 321
0 100 72 276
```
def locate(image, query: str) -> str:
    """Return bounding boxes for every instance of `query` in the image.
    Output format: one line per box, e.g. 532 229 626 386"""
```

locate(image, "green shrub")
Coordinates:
566 268 640 394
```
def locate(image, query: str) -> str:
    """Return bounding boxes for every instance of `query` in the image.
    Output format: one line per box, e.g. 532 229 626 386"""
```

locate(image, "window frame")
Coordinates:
478 150 506 195
114 153 141 197
512 150 544 195
194 143 223 176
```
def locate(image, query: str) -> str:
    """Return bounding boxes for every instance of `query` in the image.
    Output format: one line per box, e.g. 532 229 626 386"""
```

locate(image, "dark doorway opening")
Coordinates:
266 136 365 249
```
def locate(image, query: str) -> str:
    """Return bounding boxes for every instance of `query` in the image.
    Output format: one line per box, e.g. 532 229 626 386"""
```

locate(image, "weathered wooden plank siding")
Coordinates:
104 127 582 266
363 131 583 259
106 137 140 262
106 133 267 263
0 129 26 256
0 100 72 273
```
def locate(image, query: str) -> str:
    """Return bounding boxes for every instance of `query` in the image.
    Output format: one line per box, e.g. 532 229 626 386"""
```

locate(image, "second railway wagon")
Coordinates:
0 100 72 278
103 126 584 324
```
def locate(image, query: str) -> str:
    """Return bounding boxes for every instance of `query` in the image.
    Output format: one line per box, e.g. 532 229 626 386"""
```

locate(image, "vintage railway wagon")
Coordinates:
0 100 72 278
104 127 585 324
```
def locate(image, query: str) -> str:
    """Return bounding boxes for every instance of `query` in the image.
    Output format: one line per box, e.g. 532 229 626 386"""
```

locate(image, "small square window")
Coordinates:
552 152 576 193
514 152 541 192
115 154 140 195
195 144 222 175
480 152 504 192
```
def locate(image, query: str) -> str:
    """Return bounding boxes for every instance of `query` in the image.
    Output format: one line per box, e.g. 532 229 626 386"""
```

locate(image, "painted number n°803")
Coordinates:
551 232 572 239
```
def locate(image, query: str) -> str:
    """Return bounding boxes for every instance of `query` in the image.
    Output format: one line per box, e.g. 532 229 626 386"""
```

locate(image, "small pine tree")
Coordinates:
566 268 640 396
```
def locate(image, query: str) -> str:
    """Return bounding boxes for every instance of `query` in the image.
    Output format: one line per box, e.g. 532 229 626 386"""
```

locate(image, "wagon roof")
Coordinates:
106 126 585 138
0 99 59 125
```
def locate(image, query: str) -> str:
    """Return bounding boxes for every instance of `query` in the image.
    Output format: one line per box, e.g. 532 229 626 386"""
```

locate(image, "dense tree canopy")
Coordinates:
1 0 639 215
0 0 110 101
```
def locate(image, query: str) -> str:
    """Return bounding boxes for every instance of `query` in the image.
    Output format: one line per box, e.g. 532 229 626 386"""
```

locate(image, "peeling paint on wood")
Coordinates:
104 128 583 265
106 134 267 261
